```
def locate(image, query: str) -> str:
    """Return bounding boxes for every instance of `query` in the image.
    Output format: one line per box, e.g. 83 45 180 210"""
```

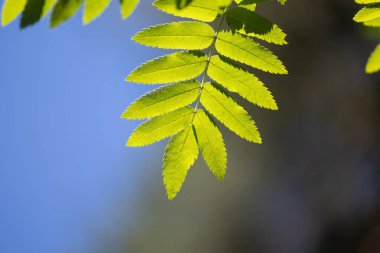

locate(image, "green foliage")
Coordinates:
122 80 200 119
126 51 207 84
124 0 288 199
163 126 199 200
354 0 380 73
1 0 27 26
1 0 140 28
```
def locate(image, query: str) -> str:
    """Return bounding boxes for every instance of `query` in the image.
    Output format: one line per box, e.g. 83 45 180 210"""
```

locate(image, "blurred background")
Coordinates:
0 0 379 253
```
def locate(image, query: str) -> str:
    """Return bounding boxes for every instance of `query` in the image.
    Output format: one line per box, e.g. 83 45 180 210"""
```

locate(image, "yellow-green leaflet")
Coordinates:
133 22 215 50
163 126 199 200
356 0 380 4
153 0 232 22
364 17 380 26
208 55 278 110
50 0 83 28
83 0 111 24
226 7 287 45
121 80 200 119
120 0 139 19
354 4 380 23
366 44 380 73
216 31 287 74
354 1 380 73
42 0 58 17
127 107 194 147
194 110 227 180
127 51 207 84
1 0 27 26
200 83 262 143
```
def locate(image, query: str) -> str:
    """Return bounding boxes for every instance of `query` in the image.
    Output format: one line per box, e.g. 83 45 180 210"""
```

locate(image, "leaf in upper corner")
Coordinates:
216 31 287 74
1 0 27 26
50 0 83 28
20 0 45 28
126 51 207 84
83 0 111 24
127 106 194 147
133 21 215 50
42 0 58 17
193 110 227 180
163 126 199 200
226 7 287 45
355 0 380 4
153 0 232 22
121 80 200 119
200 83 262 143
120 0 139 19
366 44 380 73
208 55 278 110
354 4 380 23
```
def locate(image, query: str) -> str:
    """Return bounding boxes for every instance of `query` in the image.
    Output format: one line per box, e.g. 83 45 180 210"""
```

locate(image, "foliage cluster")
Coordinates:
1 0 139 28
122 0 288 199
354 0 380 73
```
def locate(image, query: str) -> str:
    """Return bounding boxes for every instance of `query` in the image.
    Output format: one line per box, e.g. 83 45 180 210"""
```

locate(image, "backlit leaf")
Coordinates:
163 126 199 200
122 80 200 119
127 51 207 84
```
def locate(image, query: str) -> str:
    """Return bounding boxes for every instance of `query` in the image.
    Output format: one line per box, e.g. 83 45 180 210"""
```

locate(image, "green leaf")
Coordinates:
226 7 287 45
200 83 262 143
366 44 380 73
50 0 83 28
127 106 194 147
163 126 199 200
42 0 58 17
364 16 380 26
133 21 215 50
356 0 380 4
208 55 278 110
216 31 287 74
153 0 232 22
20 0 45 28
1 0 27 26
83 0 111 24
193 110 227 180
122 80 200 119
120 0 139 19
126 51 207 84
354 4 380 23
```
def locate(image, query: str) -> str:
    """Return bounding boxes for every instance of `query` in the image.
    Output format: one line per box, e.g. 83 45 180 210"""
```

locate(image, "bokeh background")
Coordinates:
0 0 379 253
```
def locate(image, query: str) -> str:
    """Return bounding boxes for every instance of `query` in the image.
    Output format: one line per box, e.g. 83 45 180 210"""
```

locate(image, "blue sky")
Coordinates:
0 2 171 252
